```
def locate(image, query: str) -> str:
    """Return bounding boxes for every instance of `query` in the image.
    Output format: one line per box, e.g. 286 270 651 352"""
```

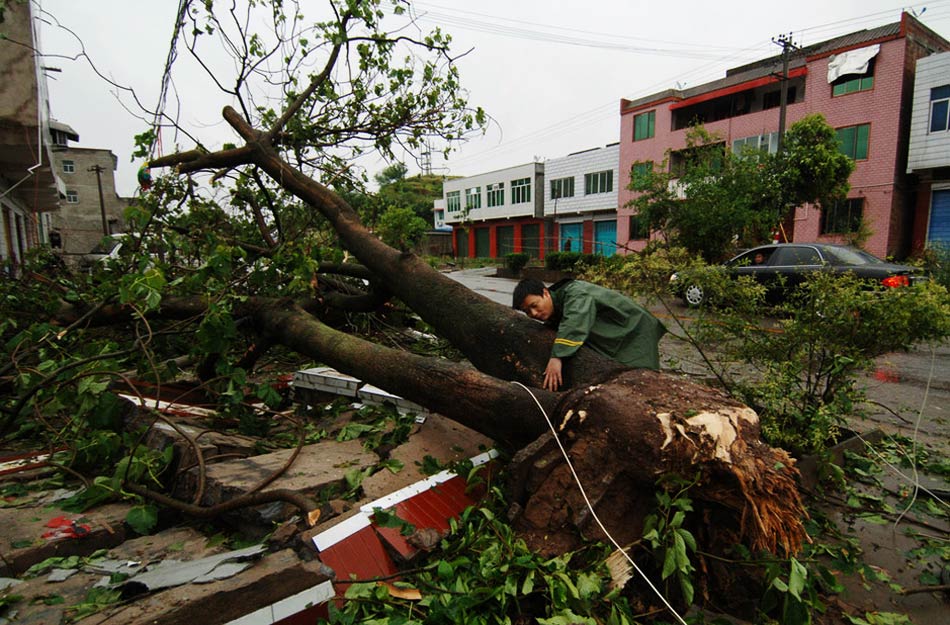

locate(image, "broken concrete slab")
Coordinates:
0 501 131 576
361 413 493 500
77 548 332 625
172 438 378 525
143 420 259 474
1 526 269 625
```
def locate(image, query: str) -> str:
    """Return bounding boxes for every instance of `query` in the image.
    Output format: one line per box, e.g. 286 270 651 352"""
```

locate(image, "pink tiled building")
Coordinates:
618 13 949 259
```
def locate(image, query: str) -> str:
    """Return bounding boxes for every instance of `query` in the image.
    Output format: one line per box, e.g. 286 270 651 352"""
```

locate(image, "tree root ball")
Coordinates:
509 369 807 558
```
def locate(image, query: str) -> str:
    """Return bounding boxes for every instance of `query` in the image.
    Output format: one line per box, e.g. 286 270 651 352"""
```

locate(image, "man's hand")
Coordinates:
543 357 563 391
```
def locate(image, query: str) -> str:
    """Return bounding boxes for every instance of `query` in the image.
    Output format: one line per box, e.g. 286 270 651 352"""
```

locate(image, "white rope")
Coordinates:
850 342 948 516
511 381 688 625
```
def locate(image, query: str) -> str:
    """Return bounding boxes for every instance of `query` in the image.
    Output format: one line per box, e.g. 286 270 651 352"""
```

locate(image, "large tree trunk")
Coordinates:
150 107 808 559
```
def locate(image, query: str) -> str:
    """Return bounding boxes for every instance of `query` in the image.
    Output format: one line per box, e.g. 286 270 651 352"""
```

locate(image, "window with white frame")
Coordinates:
511 178 531 204
732 132 779 157
66 190 79 204
446 190 461 212
487 182 504 207
550 177 574 199
584 170 613 195
62 160 75 173
465 187 482 210
930 85 950 133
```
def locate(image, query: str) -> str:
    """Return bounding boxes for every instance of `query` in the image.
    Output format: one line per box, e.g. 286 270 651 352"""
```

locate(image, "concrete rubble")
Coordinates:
0 366 495 624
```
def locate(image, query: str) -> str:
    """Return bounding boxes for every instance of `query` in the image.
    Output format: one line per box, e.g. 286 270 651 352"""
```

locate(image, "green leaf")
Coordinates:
678 573 694 605
522 570 535 595
379 458 404 474
538 610 597 625
575 572 601 599
673 532 689 569
661 547 677 580
787 558 807 600
125 505 158 535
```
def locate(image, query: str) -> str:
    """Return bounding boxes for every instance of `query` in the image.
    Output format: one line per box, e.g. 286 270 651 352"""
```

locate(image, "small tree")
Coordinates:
376 205 428 250
628 115 854 262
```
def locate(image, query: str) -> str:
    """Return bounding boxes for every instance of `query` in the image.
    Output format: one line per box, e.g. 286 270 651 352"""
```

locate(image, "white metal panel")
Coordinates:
543 144 620 217
908 52 950 172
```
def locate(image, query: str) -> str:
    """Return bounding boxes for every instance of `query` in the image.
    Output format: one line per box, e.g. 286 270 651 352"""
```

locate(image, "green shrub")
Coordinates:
504 253 529 273
921 243 950 289
545 251 592 272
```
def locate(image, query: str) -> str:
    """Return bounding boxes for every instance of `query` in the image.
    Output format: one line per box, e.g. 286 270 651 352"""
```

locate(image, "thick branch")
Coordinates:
254 301 554 449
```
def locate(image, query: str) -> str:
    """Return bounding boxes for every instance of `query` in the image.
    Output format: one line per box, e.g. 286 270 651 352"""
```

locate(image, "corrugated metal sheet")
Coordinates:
311 452 498 603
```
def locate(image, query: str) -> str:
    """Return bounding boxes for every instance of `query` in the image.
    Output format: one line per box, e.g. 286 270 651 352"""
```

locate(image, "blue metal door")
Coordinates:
594 221 617 257
559 223 583 252
929 190 950 248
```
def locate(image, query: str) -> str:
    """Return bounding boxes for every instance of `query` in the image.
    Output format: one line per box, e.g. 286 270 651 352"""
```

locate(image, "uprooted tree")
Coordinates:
3 0 806 604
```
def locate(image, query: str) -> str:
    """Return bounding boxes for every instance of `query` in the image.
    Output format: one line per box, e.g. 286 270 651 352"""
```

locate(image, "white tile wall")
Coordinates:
543 144 620 217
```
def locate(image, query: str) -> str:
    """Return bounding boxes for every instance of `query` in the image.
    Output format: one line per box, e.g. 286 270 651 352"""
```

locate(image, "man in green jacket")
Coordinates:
512 278 666 391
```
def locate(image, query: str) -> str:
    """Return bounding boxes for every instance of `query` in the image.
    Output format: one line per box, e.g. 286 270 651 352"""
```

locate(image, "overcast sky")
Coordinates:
36 0 950 197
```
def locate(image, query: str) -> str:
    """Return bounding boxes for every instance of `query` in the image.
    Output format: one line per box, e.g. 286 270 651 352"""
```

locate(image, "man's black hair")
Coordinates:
512 278 546 310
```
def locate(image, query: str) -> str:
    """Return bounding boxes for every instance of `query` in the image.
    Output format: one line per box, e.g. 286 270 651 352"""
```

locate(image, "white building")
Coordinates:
907 51 950 250
441 162 545 258
543 143 620 256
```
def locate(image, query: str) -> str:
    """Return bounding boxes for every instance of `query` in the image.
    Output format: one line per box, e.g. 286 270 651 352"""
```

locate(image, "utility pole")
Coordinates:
88 165 109 235
420 141 432 176
772 33 800 153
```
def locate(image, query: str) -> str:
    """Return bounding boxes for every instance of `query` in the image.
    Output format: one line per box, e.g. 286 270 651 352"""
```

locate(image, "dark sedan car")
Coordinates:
673 243 925 306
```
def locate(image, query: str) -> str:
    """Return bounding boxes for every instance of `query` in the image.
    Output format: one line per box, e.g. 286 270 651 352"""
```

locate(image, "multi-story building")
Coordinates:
618 13 949 259
442 162 546 259
49 143 129 257
543 143 620 256
907 50 950 251
0 1 64 272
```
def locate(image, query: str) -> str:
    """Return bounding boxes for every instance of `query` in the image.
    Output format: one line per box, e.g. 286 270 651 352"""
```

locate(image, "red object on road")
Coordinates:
42 515 91 540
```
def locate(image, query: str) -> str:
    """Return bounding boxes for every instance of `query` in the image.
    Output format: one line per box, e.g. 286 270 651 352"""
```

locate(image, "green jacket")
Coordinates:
547 280 666 370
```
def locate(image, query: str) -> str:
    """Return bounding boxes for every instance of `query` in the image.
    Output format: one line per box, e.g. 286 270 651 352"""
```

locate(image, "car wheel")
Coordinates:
683 284 704 307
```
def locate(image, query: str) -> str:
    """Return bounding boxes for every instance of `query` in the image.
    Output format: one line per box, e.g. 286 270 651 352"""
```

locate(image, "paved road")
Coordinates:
447 267 949 450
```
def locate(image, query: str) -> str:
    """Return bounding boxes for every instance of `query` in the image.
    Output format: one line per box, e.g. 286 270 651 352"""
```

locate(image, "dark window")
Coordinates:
584 170 613 195
670 143 725 177
930 85 950 133
550 177 574 199
821 198 864 234
631 161 653 180
835 124 870 160
628 214 649 240
832 60 875 97
763 86 798 109
633 110 656 141
770 246 822 266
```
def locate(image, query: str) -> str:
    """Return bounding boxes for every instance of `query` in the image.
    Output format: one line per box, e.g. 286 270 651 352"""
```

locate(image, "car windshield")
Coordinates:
820 247 883 266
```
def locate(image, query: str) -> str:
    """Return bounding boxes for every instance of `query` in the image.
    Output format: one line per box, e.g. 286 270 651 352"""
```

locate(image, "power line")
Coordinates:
434 2 950 175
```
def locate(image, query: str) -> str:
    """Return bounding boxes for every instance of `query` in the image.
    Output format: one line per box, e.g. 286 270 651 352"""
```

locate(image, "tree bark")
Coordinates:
149 106 808 559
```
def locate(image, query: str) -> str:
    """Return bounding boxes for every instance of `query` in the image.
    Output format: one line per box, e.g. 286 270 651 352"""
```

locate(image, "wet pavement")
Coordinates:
446 267 949 451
